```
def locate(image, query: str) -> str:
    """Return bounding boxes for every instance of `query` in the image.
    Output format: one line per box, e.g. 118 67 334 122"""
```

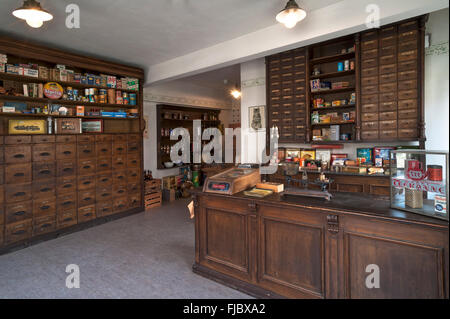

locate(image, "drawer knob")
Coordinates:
14 192 26 197
12 230 26 235
63 151 72 155
102 193 109 197
83 197 92 201
14 154 25 158
40 188 51 192
83 181 91 185
101 178 108 182
84 213 93 217
40 205 51 210
100 164 108 167
118 190 124 194
14 211 26 216
40 152 51 156
40 170 51 175
14 173 25 177
117 147 124 151
101 149 108 152
83 150 91 153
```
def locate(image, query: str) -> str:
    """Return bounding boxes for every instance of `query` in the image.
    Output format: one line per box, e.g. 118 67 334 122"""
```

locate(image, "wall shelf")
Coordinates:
0 95 137 108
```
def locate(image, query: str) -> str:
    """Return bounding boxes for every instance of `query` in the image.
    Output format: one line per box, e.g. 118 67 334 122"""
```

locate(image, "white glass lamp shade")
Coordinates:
276 0 306 29
12 0 53 28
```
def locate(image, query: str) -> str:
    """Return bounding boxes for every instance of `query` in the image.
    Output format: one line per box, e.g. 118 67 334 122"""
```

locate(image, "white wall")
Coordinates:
143 80 233 179
424 8 449 151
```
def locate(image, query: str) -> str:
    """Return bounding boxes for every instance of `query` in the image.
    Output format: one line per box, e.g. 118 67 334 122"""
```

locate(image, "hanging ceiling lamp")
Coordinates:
230 85 241 99
276 0 306 29
12 0 53 28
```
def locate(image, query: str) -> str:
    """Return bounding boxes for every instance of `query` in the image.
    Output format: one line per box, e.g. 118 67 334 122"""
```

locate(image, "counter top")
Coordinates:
193 189 449 228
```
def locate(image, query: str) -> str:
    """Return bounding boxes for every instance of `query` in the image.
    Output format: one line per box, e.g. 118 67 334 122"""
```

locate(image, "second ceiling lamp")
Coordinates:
276 0 307 29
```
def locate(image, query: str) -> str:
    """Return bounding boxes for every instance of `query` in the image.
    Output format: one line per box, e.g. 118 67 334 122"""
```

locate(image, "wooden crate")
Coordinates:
145 179 161 195
145 191 162 210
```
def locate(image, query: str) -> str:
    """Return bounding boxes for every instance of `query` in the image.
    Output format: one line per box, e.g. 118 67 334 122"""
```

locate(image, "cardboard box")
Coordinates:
0 63 5 73
24 68 38 78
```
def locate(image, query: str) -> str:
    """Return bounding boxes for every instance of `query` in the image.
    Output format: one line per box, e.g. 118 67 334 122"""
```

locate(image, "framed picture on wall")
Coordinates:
248 105 266 132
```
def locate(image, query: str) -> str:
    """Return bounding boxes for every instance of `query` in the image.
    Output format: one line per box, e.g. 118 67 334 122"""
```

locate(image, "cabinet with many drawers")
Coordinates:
0 133 143 248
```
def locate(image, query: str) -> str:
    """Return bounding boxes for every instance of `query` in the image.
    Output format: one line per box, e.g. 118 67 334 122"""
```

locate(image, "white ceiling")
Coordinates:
0 0 340 70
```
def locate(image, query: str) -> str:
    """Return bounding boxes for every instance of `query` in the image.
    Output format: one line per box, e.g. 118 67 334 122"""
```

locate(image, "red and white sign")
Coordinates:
392 177 446 195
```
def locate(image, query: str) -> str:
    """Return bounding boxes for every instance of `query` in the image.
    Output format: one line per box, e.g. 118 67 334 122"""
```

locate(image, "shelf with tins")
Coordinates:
309 51 355 65
310 70 355 80
311 104 356 112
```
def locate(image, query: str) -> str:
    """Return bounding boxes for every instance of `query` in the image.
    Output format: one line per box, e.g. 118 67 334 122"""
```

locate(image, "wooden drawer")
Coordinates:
96 201 113 217
56 135 76 143
33 197 56 217
379 73 397 84
78 159 96 175
32 135 55 144
127 154 140 168
56 143 76 160
398 50 417 62
96 173 113 189
361 94 378 104
129 193 141 208
379 45 396 57
112 143 127 155
113 196 128 213
127 142 140 154
32 144 55 162
56 193 77 211
57 209 77 229
113 135 127 143
380 35 396 47
361 121 379 131
379 54 396 65
5 163 32 184
33 215 56 236
95 134 112 143
361 48 378 60
33 162 56 180
380 130 397 139
128 183 141 193
361 67 378 77
361 130 379 140
5 145 31 163
78 205 96 223
5 220 32 245
127 168 140 183
379 111 397 121
361 85 378 95
379 120 398 130
398 99 417 110
398 108 418 119
399 118 417 129
379 82 397 92
77 174 96 190
96 187 112 202
96 157 111 172
5 183 32 203
379 91 397 102
362 58 377 69
32 179 56 199
77 143 95 158
5 201 32 224
113 184 127 197
77 135 95 143
398 69 417 81
361 76 378 87
398 79 417 91
398 59 416 72
379 101 397 112
4 136 31 145
57 176 77 195
380 25 396 37
399 40 417 52
96 143 112 157
379 63 397 75
113 170 127 185
56 160 77 177
361 39 378 50
361 112 378 122
361 30 378 41
399 29 418 42
78 190 96 207
398 128 418 138
398 89 417 100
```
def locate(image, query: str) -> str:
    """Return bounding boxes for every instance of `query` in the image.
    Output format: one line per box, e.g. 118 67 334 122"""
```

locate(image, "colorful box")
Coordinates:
357 148 373 164
76 106 85 116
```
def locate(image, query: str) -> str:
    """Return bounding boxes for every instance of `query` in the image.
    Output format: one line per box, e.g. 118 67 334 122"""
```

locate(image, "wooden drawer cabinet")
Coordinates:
361 94 378 104
361 76 378 87
78 205 96 223
398 70 417 81
57 160 77 177
33 162 56 180
379 91 397 102
96 143 112 157
398 50 418 62
57 176 77 195
112 143 126 155
5 145 31 163
77 135 95 143
113 196 128 213
362 58 377 69
0 148 4 165
379 54 396 65
96 173 113 189
33 197 56 217
56 144 76 160
78 159 96 175
4 136 31 145
398 99 417 110
380 45 396 56
399 40 417 52
361 39 378 50
97 158 112 172
78 189 96 207
113 135 127 143
380 35 396 47
33 215 56 236
5 163 32 184
96 187 112 202
5 183 32 203
77 175 96 190
361 48 378 60
32 135 55 144
361 130 379 140
57 193 77 211
5 201 32 224
0 205 4 224
33 179 56 199
56 135 76 143
380 129 398 139
113 170 127 185
57 209 77 229
95 134 112 143
379 120 397 130
362 112 378 122
0 166 3 184
398 59 416 72
96 201 113 217
77 143 95 158
113 184 127 197
5 220 32 245
399 118 417 129
362 85 378 95
32 144 55 162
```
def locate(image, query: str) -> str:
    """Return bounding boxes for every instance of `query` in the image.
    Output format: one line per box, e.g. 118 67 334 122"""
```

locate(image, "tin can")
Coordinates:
337 62 344 72
344 60 349 71
350 61 355 70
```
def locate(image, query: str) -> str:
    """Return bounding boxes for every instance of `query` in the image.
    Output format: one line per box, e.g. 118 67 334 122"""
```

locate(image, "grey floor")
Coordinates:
0 199 251 299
